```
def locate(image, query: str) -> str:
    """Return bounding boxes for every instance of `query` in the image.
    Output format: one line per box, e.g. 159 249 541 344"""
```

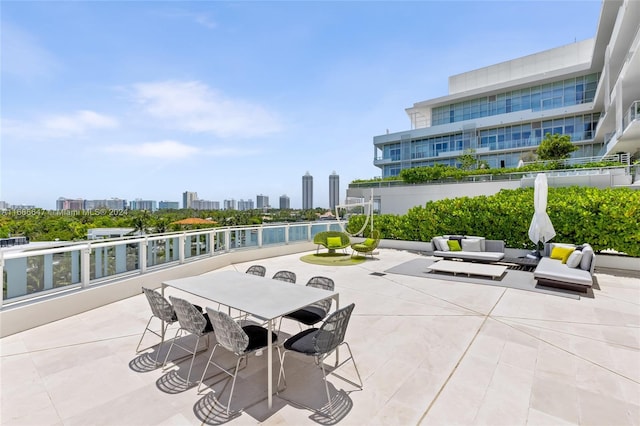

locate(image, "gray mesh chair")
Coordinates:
245 265 266 277
281 277 335 330
136 287 177 365
162 296 214 389
272 270 296 284
277 303 362 418
198 308 278 414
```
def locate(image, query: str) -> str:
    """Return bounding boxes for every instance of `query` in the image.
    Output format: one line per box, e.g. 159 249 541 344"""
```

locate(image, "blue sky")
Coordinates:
1 1 601 210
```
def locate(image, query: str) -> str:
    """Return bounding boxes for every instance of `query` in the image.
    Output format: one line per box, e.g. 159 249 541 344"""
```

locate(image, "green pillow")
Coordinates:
447 240 462 251
327 236 342 248
364 238 376 246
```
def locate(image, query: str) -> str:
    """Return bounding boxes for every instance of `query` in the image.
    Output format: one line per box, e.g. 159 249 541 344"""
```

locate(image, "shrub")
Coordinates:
349 187 640 256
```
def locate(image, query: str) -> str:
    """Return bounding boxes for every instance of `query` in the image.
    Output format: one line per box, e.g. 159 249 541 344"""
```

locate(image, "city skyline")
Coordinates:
1 2 601 209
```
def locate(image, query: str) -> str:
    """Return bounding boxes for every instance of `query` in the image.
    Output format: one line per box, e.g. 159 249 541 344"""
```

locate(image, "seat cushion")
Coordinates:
202 313 214 333
327 236 342 248
283 328 319 354
242 325 278 351
285 306 326 325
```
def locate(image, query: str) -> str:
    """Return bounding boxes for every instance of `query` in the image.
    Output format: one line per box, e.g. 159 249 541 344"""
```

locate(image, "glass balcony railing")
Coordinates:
1 221 346 306
622 100 640 131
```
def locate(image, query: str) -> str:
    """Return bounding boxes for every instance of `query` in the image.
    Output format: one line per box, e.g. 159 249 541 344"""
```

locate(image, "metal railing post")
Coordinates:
179 234 185 264
140 239 147 274
81 244 91 288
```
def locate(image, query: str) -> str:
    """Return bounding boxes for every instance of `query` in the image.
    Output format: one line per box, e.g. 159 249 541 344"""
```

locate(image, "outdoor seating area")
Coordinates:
313 230 350 254
2 247 638 425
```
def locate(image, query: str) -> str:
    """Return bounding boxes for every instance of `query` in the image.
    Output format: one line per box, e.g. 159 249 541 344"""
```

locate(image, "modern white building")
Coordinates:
182 191 198 209
373 0 639 177
129 199 157 211
237 199 254 211
191 199 220 210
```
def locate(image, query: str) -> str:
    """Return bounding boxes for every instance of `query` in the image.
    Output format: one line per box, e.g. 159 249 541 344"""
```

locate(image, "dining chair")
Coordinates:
245 265 266 277
198 308 278 414
279 276 335 332
272 270 296 283
277 303 362 418
136 287 178 365
163 296 214 389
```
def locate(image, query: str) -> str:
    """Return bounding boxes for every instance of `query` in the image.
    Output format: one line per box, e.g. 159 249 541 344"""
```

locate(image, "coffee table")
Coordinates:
427 260 507 280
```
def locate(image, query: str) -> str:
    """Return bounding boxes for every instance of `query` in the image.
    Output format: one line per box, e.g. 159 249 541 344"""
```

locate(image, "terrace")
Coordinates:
1 227 639 425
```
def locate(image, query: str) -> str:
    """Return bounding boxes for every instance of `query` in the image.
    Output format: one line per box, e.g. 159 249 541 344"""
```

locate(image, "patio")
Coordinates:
1 248 639 425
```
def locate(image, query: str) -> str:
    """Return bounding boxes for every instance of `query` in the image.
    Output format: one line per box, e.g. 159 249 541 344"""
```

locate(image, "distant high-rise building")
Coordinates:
279 195 290 210
237 199 254 211
256 194 269 209
0 201 9 210
329 171 340 211
56 197 84 211
183 191 198 209
224 199 236 210
191 199 219 210
302 172 313 210
158 201 180 210
130 199 157 211
84 198 127 210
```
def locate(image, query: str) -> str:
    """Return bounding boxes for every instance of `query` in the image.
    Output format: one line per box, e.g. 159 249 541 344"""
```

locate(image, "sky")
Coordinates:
1 0 602 210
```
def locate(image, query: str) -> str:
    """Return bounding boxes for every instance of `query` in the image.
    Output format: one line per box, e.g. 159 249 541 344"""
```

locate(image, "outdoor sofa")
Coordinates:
432 235 505 262
533 242 596 292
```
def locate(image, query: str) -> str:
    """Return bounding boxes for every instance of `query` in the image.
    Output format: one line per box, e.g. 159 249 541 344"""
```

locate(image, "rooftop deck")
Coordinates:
2 248 639 425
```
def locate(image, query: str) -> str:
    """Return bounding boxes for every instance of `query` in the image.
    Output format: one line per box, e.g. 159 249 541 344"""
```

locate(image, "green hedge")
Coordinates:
348 187 640 257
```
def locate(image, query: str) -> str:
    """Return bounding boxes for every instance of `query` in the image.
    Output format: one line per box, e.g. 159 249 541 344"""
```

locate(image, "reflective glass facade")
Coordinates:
432 73 599 125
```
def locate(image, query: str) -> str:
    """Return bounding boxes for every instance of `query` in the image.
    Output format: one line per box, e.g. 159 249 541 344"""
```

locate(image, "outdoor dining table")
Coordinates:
162 270 339 409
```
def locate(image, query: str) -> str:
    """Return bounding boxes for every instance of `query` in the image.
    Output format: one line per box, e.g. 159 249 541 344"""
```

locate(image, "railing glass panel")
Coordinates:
3 250 82 301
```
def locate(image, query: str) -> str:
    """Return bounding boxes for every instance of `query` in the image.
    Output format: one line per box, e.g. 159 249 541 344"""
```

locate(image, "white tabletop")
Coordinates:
163 270 338 321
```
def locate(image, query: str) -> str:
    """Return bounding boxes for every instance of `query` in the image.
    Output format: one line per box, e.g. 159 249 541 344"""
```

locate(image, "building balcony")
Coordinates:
1 225 639 424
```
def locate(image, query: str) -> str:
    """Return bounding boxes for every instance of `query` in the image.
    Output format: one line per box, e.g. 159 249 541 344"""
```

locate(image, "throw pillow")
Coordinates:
566 250 583 268
434 237 449 252
326 236 342 248
550 246 575 264
364 238 375 246
447 240 462 251
580 245 594 271
461 238 482 252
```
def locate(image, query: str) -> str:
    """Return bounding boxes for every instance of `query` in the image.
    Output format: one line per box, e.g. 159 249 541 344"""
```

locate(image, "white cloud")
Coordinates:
1 110 118 140
104 140 200 159
130 80 282 138
1 21 61 80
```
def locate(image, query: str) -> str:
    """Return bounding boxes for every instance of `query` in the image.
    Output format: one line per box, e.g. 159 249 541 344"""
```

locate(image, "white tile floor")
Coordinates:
1 248 639 425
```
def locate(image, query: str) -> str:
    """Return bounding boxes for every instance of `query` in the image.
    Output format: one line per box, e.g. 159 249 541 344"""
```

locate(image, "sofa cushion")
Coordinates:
447 240 462 251
580 245 594 271
566 250 583 268
550 246 575 264
461 238 482 252
433 237 449 252
464 236 486 251
434 250 505 262
534 257 593 287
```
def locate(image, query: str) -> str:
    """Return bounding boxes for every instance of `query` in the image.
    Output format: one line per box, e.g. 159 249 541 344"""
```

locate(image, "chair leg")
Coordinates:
197 345 220 394
343 342 363 388
135 316 154 353
277 348 287 392
319 360 335 418
183 336 202 389
224 356 243 415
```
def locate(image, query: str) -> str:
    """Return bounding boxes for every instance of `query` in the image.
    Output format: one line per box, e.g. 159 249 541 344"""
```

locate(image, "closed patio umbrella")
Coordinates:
528 173 556 256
